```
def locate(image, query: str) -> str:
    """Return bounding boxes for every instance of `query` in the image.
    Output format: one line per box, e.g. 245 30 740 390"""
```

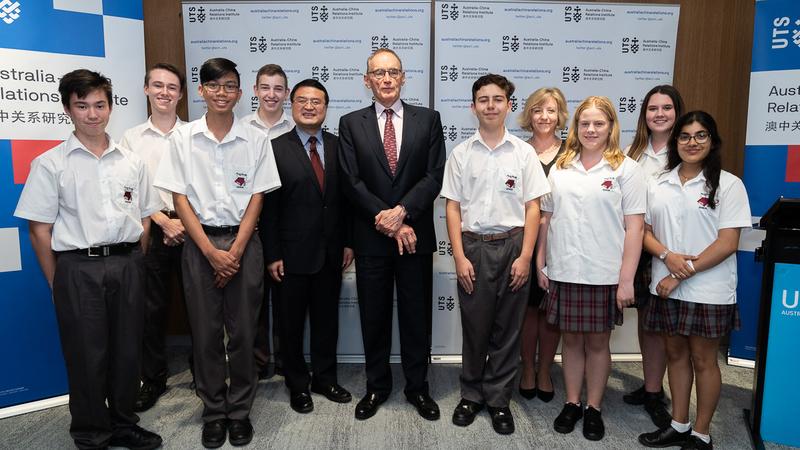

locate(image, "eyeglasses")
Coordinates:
294 97 324 107
367 68 402 79
203 82 240 93
677 131 710 144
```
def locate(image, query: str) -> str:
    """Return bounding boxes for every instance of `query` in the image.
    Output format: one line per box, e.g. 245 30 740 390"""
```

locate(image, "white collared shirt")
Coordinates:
375 99 404 158
440 130 550 234
14 133 161 251
646 166 752 305
154 114 282 227
632 139 668 180
541 155 646 285
239 110 294 140
120 116 185 211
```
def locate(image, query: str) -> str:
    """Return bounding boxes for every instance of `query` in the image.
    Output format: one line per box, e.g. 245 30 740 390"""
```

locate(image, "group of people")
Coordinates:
12 48 749 450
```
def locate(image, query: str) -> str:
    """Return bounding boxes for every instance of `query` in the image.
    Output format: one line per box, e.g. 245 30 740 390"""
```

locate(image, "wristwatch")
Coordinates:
658 249 670 261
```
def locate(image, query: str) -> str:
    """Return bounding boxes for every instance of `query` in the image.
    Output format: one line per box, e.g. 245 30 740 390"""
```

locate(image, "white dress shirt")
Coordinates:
154 114 282 227
646 167 752 304
120 116 185 211
628 139 668 180
239 110 294 140
14 133 161 251
375 99 404 158
440 130 550 234
541 155 647 285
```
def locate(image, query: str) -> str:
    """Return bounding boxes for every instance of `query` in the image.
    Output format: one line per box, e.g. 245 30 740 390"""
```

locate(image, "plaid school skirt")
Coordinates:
541 281 623 333
632 253 652 309
643 295 740 339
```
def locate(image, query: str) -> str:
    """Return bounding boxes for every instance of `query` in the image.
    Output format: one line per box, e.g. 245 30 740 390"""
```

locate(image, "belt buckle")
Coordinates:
481 234 492 242
87 246 110 257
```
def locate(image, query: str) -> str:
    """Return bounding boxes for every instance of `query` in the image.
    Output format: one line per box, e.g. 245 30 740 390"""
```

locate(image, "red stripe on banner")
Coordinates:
787 145 800 183
11 140 62 184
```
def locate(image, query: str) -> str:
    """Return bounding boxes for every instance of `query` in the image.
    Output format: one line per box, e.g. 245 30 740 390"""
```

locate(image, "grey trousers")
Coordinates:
458 231 530 407
182 231 264 422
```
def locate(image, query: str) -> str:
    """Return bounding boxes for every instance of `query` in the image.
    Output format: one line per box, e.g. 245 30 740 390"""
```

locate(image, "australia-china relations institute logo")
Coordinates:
0 0 21 25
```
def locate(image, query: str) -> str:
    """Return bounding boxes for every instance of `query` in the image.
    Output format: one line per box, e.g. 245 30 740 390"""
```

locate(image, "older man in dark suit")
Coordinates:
337 48 446 421
261 79 353 414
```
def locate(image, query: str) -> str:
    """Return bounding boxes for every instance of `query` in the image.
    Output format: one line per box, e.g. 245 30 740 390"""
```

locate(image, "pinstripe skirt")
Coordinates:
643 296 740 338
542 280 623 333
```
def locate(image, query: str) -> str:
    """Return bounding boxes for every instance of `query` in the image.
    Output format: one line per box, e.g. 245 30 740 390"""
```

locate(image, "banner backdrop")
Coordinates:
182 0 432 360
0 1 146 416
732 0 800 365
432 1 680 355
183 1 680 358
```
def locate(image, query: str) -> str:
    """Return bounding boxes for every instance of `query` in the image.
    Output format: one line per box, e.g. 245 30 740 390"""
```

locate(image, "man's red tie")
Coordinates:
383 109 398 176
308 136 324 191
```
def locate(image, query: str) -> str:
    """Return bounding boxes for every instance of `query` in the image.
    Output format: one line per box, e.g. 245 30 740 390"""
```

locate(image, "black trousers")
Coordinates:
182 231 263 422
140 225 184 384
355 253 432 396
52 249 145 449
277 259 342 393
254 279 281 372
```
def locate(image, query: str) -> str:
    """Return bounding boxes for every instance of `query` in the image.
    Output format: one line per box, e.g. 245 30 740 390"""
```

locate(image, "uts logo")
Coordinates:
621 37 640 54
770 16 800 49
440 3 459 21
782 289 799 309
564 5 582 23
0 0 20 25
190 66 199 83
249 36 268 53
187 6 206 24
371 35 389 52
501 35 520 52
443 125 458 142
510 95 518 113
562 66 580 83
440 65 458 82
311 5 329 22
311 66 330 83
601 179 614 191
619 96 640 114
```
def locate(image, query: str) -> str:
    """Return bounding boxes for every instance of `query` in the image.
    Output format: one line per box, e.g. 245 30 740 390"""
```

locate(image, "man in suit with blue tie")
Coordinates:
261 79 354 414
338 48 446 421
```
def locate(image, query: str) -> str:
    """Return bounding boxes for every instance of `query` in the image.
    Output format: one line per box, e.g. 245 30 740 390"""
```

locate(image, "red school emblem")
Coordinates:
234 176 246 187
123 189 133 203
505 179 516 189
697 196 709 207
600 179 613 190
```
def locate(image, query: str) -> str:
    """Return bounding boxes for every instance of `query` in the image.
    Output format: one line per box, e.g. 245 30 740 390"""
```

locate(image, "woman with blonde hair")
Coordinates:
517 87 568 402
537 96 646 441
622 85 685 428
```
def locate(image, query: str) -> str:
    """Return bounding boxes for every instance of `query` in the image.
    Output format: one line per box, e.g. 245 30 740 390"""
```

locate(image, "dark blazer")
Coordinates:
261 128 348 274
337 101 445 256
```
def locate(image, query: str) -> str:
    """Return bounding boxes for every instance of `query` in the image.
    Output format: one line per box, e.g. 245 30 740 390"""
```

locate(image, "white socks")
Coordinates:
691 430 712 444
671 420 691 433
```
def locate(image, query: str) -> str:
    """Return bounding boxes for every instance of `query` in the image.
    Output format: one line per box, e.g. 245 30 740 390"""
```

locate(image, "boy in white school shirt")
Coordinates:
120 62 188 413
440 74 550 435
154 57 281 448
14 69 163 450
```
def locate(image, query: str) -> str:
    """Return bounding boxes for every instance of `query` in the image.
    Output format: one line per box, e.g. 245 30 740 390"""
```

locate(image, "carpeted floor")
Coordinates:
0 346 793 449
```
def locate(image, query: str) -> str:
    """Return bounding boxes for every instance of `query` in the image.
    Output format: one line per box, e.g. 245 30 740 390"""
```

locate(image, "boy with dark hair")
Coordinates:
15 69 163 449
121 62 188 412
441 73 549 435
154 57 281 448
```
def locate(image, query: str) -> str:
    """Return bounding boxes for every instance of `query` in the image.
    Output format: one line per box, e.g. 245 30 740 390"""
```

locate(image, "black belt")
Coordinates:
59 241 139 257
463 227 523 242
202 224 240 236
161 209 179 219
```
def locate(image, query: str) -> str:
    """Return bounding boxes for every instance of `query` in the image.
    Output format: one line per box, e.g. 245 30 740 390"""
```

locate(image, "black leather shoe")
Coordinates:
406 392 440 421
452 398 483 426
553 402 582 434
639 426 691 448
644 396 672 429
582 406 605 441
623 385 664 405
201 419 227 449
109 425 162 450
487 406 515 435
133 381 167 412
537 376 555 403
228 418 253 447
311 383 352 403
681 435 713 450
518 384 537 400
290 391 314 413
354 392 387 420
